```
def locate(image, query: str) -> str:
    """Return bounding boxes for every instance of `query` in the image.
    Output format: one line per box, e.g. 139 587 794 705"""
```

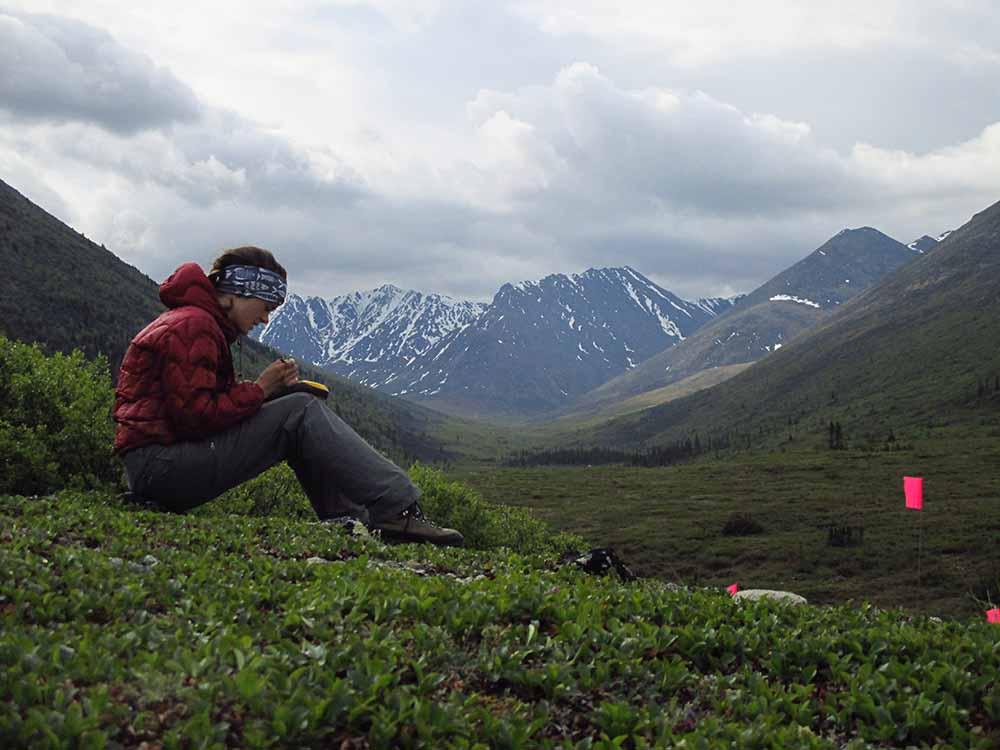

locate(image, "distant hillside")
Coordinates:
581 200 1000 450
567 228 918 415
907 235 938 253
0 179 164 370
0 179 454 463
538 363 754 434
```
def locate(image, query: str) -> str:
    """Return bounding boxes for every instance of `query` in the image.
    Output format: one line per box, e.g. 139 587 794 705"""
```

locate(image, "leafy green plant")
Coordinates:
200 462 315 521
0 335 116 494
194 461 583 556
409 462 584 555
2 491 999 749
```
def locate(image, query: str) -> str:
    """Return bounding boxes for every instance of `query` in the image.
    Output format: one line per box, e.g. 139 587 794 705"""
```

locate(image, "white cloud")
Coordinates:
1 5 998 303
0 11 200 132
510 0 1000 67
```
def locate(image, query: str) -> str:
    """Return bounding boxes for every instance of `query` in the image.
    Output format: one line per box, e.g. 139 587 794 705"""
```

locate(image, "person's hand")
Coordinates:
256 358 299 398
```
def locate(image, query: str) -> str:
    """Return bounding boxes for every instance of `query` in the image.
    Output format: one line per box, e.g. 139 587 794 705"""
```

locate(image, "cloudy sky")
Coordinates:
3 1 999 301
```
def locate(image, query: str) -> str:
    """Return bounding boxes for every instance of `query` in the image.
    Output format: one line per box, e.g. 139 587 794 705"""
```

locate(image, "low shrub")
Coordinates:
409 463 585 555
196 462 315 521
0 335 117 494
721 512 764 536
3 493 999 749
969 567 1000 607
827 525 865 547
195 461 585 556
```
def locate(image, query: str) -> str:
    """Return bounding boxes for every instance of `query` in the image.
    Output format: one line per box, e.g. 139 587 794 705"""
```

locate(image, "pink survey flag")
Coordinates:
903 476 923 510
988 609 1000 624
727 583 739 596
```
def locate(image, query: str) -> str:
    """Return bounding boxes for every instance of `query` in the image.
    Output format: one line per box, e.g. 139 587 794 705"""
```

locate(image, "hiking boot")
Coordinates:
372 502 464 547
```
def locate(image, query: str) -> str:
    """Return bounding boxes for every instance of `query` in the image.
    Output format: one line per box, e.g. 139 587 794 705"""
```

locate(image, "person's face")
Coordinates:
225 295 279 335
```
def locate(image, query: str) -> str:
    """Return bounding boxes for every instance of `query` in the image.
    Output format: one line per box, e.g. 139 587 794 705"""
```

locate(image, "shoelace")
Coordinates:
399 502 441 528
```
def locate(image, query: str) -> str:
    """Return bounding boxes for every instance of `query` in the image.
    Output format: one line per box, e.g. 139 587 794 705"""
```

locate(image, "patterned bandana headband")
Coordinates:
214 264 287 305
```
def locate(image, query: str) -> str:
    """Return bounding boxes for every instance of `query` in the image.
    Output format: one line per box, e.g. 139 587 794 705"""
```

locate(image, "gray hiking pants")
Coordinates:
121 392 419 524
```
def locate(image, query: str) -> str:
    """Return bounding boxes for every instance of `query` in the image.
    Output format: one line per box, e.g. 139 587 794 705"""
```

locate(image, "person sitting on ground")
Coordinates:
113 245 463 547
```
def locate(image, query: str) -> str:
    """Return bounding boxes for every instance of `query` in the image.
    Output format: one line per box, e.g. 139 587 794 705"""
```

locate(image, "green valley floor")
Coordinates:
453 437 1000 619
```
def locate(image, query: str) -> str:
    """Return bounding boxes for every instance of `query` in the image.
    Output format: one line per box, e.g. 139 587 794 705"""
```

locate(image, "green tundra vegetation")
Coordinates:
453 439 1000 619
0 337 118 495
2 491 998 749
3 300 1000 749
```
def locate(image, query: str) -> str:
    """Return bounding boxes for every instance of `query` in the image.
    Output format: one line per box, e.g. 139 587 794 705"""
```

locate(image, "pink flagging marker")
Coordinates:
903 476 923 510
727 583 739 596
988 609 1000 624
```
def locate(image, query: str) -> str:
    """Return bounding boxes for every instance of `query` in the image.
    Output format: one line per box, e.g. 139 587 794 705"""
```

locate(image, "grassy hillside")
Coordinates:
567 298 820 416
2 491 998 749
573 199 1000 451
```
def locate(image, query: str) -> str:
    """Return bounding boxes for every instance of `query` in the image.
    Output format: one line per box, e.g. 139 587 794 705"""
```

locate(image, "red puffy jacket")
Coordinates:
113 263 264 455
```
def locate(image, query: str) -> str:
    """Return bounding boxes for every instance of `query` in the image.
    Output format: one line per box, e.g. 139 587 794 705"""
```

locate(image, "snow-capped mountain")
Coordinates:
907 235 939 253
257 267 735 418
570 227 918 413
737 227 916 310
388 266 730 416
255 286 487 388
906 229 954 254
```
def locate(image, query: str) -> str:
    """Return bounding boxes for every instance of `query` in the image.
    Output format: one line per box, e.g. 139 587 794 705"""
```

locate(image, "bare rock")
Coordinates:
733 589 808 606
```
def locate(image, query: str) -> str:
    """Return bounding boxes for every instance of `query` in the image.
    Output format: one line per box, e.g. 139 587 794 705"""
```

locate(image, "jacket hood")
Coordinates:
159 262 240 343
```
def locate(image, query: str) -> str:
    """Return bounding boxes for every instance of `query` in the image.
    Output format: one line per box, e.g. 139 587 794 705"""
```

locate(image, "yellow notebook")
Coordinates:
265 380 330 401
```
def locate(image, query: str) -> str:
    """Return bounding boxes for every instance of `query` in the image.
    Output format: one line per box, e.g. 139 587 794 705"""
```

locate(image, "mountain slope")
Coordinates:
0 179 164 370
568 228 917 414
404 267 731 418
907 235 939 253
259 266 735 420
583 200 1000 449
0 179 454 462
256 287 487 389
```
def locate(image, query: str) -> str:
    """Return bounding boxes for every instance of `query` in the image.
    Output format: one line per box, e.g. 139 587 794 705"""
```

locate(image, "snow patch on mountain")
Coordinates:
907 235 940 254
258 266 739 415
257 286 487 378
770 294 821 308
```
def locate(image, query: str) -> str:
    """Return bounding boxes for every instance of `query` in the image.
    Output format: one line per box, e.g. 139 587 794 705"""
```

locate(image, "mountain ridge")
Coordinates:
257 286 487 390
259 265 738 419
564 227 918 416
579 199 1000 449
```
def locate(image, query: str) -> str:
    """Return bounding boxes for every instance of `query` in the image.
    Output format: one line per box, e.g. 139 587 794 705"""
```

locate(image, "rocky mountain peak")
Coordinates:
257 265 737 417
